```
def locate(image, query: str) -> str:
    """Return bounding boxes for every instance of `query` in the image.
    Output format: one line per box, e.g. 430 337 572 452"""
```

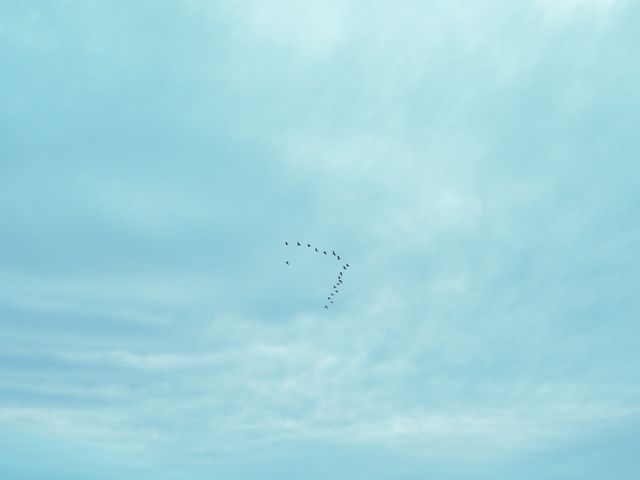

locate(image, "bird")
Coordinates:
343 266 347 270
285 261 290 265
337 255 340 260
323 251 327 255
285 241 288 245
332 250 336 256
315 247 318 252
346 263 349 267
339 279 343 284
297 242 301 246
330 301 334 304
324 305 328 309
307 243 311 247
331 293 334 296
327 297 330 300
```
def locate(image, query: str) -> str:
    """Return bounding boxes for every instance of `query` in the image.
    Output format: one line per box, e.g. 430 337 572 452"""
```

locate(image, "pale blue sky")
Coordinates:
1 1 639 478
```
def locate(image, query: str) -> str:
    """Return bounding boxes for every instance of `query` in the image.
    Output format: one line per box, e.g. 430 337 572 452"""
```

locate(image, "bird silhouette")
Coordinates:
280 240 350 308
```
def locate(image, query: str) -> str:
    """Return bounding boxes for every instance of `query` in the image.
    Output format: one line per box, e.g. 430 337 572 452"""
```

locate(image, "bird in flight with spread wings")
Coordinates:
284 240 351 310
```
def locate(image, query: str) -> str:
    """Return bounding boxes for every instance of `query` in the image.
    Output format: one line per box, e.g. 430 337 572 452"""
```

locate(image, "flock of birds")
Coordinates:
284 241 350 309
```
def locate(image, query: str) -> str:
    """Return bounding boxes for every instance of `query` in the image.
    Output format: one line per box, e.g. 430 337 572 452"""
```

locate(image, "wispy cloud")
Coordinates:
1 1 639 479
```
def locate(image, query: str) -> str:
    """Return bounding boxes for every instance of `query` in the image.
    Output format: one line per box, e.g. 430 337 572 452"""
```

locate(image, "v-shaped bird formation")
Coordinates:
284 241 350 309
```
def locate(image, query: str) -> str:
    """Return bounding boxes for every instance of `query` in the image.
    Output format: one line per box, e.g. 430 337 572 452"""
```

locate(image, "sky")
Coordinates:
1 0 639 478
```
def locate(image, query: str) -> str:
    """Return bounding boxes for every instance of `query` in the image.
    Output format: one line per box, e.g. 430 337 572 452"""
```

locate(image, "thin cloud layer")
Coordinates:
1 1 640 479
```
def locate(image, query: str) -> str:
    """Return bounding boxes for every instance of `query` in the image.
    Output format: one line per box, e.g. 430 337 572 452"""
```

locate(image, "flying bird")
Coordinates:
280 240 350 308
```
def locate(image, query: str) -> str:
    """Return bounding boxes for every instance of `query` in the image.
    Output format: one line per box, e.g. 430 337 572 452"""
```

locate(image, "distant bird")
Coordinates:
280 240 350 308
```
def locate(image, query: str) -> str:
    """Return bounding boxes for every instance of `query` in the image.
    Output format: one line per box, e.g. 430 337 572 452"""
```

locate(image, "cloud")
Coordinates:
536 0 626 21
1 1 639 479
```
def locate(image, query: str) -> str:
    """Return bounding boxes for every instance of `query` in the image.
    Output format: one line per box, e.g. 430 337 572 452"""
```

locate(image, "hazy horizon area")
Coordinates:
1 1 639 478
